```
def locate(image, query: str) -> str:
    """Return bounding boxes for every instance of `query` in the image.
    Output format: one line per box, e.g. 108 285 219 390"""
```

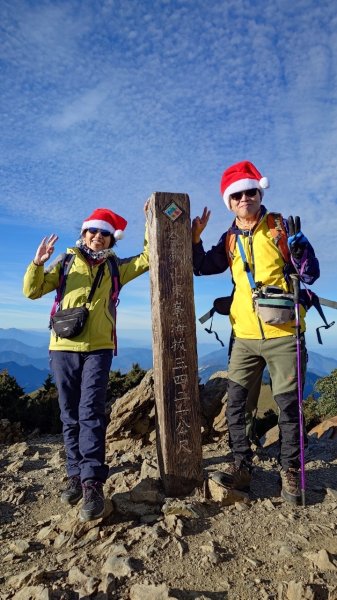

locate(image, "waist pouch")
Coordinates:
252 286 295 325
213 296 233 316
50 306 89 339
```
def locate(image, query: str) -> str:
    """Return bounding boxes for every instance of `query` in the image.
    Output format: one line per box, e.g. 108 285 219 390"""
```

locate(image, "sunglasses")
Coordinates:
87 227 111 237
230 188 258 201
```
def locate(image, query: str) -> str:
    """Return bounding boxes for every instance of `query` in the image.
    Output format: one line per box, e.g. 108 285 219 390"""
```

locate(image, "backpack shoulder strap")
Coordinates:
62 253 75 276
106 256 121 356
267 212 290 264
225 229 236 269
58 254 75 302
49 253 76 320
106 255 121 302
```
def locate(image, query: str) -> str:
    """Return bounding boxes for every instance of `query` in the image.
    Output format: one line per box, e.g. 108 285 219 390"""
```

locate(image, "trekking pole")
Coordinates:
288 215 306 507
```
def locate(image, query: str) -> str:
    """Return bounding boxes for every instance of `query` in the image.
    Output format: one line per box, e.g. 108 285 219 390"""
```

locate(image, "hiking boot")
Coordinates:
280 468 301 505
212 461 252 492
61 476 83 505
79 480 105 522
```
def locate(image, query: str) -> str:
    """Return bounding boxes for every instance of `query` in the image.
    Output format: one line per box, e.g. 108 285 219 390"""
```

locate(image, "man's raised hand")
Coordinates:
192 207 211 244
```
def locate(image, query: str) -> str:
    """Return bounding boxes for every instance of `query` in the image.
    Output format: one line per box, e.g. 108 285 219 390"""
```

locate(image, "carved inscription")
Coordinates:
148 192 202 496
168 230 192 456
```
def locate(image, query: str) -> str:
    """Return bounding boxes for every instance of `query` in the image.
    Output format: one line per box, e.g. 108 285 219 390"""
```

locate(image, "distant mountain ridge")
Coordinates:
0 351 48 371
0 328 49 346
0 361 50 394
306 351 337 377
1 328 336 395
0 338 49 358
0 331 153 392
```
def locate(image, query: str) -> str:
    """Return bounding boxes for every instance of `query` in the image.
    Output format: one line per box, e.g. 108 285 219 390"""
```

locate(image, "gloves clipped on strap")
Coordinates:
287 216 308 259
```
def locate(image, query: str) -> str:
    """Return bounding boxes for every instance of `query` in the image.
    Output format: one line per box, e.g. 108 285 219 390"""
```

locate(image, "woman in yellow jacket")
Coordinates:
23 206 149 521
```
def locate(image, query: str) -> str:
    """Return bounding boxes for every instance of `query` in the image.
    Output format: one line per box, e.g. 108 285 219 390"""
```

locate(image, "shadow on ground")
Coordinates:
171 590 229 599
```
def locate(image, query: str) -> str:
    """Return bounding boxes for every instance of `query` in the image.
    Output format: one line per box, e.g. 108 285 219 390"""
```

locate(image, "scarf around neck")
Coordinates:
76 238 113 264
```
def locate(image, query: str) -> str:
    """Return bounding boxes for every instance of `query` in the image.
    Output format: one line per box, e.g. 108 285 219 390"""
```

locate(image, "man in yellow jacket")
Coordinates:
24 206 149 521
192 161 320 505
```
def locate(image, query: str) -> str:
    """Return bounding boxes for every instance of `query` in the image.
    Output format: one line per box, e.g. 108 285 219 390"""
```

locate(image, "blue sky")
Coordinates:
1 0 336 356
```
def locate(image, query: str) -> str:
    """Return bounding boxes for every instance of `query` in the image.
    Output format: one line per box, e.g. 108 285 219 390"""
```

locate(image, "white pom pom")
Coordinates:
114 229 124 240
259 176 269 189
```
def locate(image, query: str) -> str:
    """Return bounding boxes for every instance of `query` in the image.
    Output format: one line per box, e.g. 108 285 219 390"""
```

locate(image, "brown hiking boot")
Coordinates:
211 462 252 492
280 468 301 505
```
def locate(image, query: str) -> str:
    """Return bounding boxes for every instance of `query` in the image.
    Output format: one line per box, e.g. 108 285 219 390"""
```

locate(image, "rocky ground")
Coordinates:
1 372 337 600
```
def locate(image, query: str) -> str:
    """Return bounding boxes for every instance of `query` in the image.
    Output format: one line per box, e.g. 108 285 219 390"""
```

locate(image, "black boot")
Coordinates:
61 476 83 505
80 480 105 521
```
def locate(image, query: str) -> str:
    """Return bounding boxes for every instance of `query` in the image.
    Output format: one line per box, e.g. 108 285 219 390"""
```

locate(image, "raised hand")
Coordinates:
287 216 308 259
192 207 211 244
34 234 59 266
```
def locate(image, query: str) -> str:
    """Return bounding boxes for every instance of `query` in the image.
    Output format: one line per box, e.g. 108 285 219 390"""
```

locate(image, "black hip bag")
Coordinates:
50 263 104 340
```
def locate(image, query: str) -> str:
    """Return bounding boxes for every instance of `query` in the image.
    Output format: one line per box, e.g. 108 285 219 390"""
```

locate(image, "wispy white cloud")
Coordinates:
48 86 111 130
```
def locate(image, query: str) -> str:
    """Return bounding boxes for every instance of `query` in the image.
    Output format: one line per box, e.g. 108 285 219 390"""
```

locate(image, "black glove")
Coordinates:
287 216 308 259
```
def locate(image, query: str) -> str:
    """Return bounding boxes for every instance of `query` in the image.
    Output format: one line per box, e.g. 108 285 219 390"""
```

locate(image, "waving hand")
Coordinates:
34 234 59 266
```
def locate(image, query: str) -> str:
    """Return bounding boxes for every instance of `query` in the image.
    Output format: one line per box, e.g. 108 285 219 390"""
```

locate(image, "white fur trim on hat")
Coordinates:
81 219 114 234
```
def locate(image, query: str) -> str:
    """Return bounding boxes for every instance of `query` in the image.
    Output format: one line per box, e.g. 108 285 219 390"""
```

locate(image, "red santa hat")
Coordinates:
81 208 127 240
220 160 269 210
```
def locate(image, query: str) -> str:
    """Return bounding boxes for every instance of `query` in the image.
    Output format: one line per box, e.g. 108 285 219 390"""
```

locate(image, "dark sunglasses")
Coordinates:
87 227 111 237
230 188 258 201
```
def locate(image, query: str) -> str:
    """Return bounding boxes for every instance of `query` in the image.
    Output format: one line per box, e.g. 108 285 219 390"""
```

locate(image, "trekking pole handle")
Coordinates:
288 215 302 303
290 273 300 303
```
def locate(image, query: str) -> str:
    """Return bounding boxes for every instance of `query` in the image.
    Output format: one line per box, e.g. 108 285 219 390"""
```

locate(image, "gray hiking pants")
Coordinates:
226 335 307 471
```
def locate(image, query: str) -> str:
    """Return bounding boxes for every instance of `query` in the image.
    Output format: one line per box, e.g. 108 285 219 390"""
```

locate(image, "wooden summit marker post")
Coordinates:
147 192 203 497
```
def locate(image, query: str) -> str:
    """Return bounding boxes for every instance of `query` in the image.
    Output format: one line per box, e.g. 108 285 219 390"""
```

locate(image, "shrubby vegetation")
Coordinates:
0 363 147 435
315 368 337 419
303 368 337 429
107 363 147 399
0 369 25 422
0 369 62 434
302 395 321 431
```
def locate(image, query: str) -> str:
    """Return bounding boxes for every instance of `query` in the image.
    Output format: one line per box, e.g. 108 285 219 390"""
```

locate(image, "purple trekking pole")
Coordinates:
288 215 306 507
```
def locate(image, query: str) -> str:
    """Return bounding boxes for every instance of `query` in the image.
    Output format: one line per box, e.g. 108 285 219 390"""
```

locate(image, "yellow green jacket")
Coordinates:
228 220 302 338
23 235 149 352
